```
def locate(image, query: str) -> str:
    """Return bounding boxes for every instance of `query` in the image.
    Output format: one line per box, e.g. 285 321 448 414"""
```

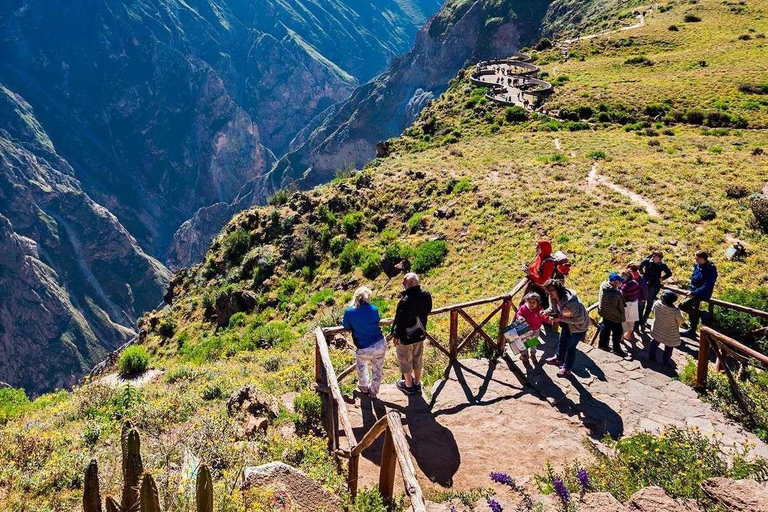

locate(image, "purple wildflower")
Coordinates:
552 476 570 504
487 497 504 512
489 471 515 487
577 467 591 491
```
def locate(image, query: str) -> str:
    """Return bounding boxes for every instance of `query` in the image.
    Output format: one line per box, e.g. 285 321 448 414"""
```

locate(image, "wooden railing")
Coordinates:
313 278 529 506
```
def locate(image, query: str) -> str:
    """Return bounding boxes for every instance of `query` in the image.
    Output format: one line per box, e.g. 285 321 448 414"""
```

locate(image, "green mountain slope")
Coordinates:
1 0 767 508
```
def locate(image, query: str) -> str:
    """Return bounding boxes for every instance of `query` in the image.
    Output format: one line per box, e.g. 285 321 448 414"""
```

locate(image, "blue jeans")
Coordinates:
557 324 586 371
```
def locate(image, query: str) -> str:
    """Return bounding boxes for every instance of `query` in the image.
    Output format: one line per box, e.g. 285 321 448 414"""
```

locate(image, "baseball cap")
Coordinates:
608 272 625 282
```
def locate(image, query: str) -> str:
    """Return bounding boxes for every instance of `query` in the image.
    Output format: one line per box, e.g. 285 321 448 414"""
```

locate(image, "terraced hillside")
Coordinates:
1 0 768 510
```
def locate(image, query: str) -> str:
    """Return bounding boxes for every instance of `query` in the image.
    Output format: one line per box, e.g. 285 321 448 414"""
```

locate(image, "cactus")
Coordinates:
104 496 121 512
195 464 213 512
121 424 144 511
83 459 102 512
139 472 161 512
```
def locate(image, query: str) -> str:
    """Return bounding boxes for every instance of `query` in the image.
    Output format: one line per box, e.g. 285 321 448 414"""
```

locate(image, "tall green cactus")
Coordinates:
121 423 144 511
139 473 161 512
104 496 121 512
83 459 102 512
195 464 213 512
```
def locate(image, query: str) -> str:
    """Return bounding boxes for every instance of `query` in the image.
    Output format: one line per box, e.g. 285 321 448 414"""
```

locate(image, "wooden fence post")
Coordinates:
379 426 397 502
348 454 359 499
696 329 710 389
449 309 459 360
497 298 512 352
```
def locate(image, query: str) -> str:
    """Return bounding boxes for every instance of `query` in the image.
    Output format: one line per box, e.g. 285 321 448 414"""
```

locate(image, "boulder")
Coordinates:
244 416 269 438
227 385 280 419
578 492 629 512
381 255 402 278
213 290 258 327
435 206 456 219
242 462 342 511
375 141 391 158
701 477 768 512
626 486 685 512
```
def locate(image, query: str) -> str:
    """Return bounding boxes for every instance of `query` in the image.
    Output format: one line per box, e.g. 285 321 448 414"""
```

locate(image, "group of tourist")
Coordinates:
342 240 719 398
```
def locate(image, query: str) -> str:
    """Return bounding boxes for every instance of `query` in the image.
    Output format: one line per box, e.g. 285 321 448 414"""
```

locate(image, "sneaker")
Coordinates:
613 348 628 358
545 355 562 365
412 382 422 393
556 368 571 378
396 380 415 395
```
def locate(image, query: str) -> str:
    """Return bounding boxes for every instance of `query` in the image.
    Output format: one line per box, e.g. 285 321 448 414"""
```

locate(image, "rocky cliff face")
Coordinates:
269 0 552 190
0 0 442 392
0 85 171 394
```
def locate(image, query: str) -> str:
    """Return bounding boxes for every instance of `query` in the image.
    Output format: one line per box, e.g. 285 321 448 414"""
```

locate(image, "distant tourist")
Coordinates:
514 292 552 360
544 279 590 377
343 287 387 399
620 269 642 343
627 263 649 330
392 273 433 395
647 291 684 365
680 251 718 339
597 272 627 357
639 250 672 325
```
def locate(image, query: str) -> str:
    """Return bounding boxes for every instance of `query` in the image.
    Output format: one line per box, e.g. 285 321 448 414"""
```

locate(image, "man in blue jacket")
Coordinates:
680 251 718 339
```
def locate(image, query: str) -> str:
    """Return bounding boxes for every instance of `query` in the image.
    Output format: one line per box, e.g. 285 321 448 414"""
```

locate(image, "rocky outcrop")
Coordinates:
701 477 768 512
269 0 553 190
0 86 170 394
242 462 342 511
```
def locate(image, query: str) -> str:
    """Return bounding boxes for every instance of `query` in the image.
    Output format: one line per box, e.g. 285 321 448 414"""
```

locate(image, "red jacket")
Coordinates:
515 303 552 331
527 240 555 286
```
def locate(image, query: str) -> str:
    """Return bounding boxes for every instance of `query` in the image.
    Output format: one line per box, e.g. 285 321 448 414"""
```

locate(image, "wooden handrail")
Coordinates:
664 285 768 321
701 326 768 367
315 328 358 450
383 411 427 512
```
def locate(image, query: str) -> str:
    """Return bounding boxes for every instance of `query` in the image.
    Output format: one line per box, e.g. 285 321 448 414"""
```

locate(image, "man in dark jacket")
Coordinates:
597 272 627 357
639 250 673 324
391 273 433 395
680 251 718 339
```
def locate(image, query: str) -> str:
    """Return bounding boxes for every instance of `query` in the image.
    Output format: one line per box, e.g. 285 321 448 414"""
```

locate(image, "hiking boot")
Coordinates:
396 380 415 395
613 348 628 358
545 355 562 366
357 385 369 395
597 344 611 352
556 367 571 378
412 382 422 394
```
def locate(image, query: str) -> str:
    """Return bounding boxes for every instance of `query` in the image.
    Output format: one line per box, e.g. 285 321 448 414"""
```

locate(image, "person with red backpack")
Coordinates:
522 240 571 307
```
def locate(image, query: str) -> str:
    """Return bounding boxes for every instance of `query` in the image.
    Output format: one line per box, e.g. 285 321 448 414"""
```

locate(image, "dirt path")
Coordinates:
563 13 645 45
588 164 660 217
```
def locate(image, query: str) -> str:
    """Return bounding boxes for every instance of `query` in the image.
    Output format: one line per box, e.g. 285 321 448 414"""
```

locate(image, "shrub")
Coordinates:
407 211 430 233
567 121 590 131
157 317 177 338
82 421 101 447
228 312 247 329
336 241 360 273
342 212 364 238
575 106 594 119
243 321 294 350
738 83 768 94
330 235 347 256
711 288 768 342
668 24 679 31
504 106 528 122
268 189 289 206
624 55 653 66
683 14 701 22
202 383 224 400
164 365 199 384
352 487 388 512
534 38 552 50
293 390 323 434
384 241 413 262
738 34 752 41
725 184 749 198
412 240 448 273
118 345 149 376
587 150 607 160
0 388 30 424
685 109 705 124
644 103 669 118
359 248 382 279
537 426 768 502
452 178 477 194
752 197 768 233
222 228 250 263
696 204 717 220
